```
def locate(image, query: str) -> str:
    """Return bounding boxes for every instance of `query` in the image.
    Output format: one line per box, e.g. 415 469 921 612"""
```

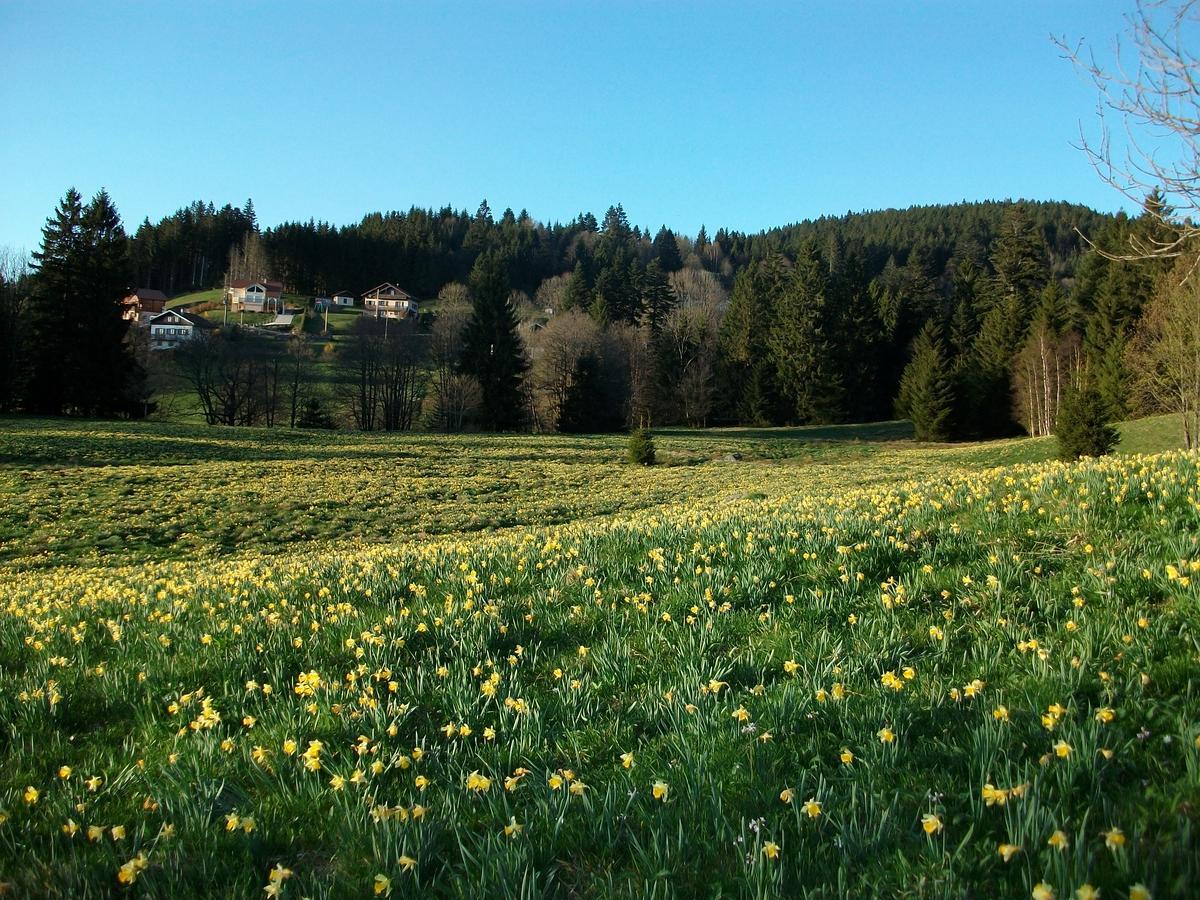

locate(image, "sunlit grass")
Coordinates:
0 418 1196 897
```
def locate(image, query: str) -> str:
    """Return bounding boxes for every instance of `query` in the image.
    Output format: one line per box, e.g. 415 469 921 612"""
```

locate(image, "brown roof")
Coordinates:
127 288 168 302
332 289 355 297
363 282 417 300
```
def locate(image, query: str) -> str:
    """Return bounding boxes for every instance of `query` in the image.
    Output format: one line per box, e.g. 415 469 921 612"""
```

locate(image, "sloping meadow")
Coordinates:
1 444 1198 897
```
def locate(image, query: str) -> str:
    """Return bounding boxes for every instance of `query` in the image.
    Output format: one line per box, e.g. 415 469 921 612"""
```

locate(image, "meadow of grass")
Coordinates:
0 415 1196 898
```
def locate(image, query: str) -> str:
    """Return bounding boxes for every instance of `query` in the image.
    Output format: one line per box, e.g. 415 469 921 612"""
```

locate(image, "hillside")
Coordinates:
0 419 1196 897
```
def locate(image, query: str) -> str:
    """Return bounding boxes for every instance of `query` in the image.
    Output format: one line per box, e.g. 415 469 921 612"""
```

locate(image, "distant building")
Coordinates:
332 290 356 307
146 309 215 350
363 283 418 320
228 279 284 312
122 288 167 325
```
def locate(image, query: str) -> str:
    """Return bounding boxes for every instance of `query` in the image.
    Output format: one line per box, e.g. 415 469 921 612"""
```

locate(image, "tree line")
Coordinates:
4 189 1197 449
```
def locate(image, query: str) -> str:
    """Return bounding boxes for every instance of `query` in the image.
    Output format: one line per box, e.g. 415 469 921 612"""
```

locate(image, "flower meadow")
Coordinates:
0 420 1198 898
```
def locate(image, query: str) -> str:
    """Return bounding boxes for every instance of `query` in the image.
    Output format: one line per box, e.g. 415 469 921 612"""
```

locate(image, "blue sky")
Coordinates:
0 1 1140 253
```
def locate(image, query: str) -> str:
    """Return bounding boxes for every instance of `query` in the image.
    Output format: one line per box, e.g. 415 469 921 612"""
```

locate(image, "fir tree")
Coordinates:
638 259 675 333
27 188 140 417
719 253 788 424
460 252 527 430
768 240 844 424
896 322 954 442
627 427 655 465
652 226 683 272
560 261 590 312
1056 383 1119 460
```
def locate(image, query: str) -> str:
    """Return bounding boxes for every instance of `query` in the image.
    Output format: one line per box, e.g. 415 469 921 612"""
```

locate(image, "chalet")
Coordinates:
147 309 215 350
362 283 418 320
332 290 356 307
122 288 167 325
228 279 284 312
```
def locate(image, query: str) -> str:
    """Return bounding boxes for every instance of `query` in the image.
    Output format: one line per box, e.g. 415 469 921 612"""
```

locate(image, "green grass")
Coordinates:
166 289 224 310
0 417 1195 897
1118 413 1186 455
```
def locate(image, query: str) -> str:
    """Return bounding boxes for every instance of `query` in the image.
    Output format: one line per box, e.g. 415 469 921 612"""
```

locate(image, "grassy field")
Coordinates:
166 289 224 310
0 416 1196 897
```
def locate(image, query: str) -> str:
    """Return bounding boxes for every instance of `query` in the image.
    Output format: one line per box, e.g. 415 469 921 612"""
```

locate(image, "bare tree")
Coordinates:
669 267 730 310
174 328 278 426
0 248 30 412
527 309 604 430
340 317 426 431
425 305 479 431
1013 326 1084 436
437 281 472 310
611 322 655 427
658 299 724 426
1058 1 1200 259
283 337 319 428
534 274 570 314
226 231 271 282
1127 250 1200 446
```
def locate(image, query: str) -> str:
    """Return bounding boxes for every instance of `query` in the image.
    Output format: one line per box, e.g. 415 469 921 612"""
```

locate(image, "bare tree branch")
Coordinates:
1056 0 1200 261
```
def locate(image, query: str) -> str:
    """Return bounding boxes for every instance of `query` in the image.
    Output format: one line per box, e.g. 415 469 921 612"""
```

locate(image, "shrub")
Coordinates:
627 427 655 465
1056 383 1118 460
297 398 337 430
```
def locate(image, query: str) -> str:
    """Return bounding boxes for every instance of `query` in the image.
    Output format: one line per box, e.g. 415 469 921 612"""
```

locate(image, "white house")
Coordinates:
228 279 284 312
147 310 215 350
332 290 356 307
362 283 418 320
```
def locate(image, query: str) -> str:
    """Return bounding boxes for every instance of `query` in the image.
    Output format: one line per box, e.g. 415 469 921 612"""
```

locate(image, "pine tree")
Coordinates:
460 252 527 430
964 295 1025 437
78 190 141 415
560 261 590 312
638 259 675 333
896 322 954 442
242 198 257 231
719 253 788 424
652 226 683 272
627 427 655 465
768 241 844 423
26 188 140 417
464 199 494 252
1056 383 1119 460
26 189 84 414
830 250 885 421
988 207 1049 314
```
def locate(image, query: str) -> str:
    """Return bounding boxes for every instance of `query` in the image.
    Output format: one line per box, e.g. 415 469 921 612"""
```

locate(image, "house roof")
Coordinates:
332 289 355 297
363 282 417 300
148 310 216 329
127 288 168 302
230 279 284 292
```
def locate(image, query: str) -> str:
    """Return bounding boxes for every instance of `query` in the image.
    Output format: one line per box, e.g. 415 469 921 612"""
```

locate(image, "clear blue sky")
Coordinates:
0 1 1140 253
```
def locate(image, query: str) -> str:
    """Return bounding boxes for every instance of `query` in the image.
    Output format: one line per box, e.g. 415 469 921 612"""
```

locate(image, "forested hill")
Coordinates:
129 198 1118 301
750 199 1115 284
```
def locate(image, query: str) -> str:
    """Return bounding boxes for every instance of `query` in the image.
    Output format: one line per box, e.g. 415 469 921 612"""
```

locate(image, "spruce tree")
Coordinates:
718 252 791 424
26 188 139 417
560 261 590 312
638 259 675 333
768 240 844 424
896 322 954 442
1056 383 1119 460
26 189 84 414
460 252 527 430
651 226 683 272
